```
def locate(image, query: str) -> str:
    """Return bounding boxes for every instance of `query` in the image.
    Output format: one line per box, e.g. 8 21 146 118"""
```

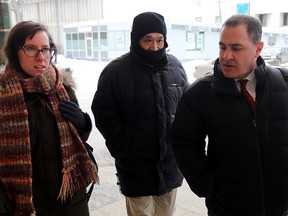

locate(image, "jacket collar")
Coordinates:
212 56 267 94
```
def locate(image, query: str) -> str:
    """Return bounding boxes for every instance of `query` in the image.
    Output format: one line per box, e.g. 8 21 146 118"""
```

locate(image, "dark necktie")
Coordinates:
239 79 255 111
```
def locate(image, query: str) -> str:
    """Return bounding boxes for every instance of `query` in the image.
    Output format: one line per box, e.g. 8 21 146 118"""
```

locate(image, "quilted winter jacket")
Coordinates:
171 57 288 216
92 52 189 197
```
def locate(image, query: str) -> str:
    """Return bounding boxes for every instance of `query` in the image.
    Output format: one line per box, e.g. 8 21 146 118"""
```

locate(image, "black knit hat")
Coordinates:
131 12 168 47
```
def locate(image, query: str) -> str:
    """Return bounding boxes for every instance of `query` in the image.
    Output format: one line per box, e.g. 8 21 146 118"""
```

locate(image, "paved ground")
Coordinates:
87 148 207 216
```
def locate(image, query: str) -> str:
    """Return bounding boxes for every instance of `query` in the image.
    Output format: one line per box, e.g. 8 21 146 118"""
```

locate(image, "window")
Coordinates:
72 33 79 49
258 14 268 26
93 32 98 50
66 34 72 50
79 33 85 50
186 32 195 50
100 32 107 50
283 13 288 26
86 32 92 38
195 17 202 22
215 16 222 24
268 35 276 46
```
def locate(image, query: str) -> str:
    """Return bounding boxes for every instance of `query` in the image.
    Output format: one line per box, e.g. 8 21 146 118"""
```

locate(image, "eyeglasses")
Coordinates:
20 46 56 58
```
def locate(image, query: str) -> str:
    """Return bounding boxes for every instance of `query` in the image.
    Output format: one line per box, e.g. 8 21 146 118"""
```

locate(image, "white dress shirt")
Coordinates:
235 70 256 101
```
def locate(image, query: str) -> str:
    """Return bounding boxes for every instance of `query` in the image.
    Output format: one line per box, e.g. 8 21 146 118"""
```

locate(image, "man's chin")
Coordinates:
222 71 237 79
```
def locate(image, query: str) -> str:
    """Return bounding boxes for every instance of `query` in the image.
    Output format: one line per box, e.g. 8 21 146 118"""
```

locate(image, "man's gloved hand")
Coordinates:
60 100 86 129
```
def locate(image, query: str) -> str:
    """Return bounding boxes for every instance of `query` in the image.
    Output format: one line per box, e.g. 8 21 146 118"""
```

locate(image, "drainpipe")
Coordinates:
0 0 11 65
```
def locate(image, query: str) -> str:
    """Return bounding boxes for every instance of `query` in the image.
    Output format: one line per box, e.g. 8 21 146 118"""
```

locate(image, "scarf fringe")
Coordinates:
58 161 99 201
89 162 100 185
58 172 73 201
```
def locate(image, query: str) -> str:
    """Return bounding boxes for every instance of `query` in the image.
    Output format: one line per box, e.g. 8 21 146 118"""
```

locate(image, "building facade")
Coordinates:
9 0 103 53
6 0 288 61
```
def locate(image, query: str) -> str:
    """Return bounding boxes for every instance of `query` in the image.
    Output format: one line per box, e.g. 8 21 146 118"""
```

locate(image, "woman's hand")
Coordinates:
60 100 86 129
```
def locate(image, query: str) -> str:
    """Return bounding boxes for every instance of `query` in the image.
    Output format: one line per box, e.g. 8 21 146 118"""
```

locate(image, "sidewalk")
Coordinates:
88 148 207 216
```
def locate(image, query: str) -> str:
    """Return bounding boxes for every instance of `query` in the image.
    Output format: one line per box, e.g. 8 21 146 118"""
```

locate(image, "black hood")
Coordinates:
130 12 168 65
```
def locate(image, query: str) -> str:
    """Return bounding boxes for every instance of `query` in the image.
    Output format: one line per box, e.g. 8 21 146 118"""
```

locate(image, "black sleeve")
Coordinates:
91 66 123 159
170 86 215 198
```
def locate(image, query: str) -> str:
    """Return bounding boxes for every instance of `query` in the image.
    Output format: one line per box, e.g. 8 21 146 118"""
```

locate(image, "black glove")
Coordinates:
60 100 86 129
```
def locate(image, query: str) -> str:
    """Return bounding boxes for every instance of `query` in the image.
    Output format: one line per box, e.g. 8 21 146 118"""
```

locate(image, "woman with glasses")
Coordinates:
0 21 98 216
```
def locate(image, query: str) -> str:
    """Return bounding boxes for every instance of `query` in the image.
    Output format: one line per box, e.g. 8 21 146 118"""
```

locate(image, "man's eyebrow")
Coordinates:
219 41 243 47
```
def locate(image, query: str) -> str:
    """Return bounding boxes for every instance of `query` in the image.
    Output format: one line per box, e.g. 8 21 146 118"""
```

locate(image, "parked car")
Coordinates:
260 46 288 66
193 57 217 79
193 56 274 79
182 59 207 83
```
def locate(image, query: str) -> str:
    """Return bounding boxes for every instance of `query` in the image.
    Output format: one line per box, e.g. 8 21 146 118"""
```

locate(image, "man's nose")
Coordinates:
150 41 159 51
223 49 233 60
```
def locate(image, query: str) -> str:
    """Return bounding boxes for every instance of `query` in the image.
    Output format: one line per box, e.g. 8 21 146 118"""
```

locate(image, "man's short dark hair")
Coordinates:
221 14 262 44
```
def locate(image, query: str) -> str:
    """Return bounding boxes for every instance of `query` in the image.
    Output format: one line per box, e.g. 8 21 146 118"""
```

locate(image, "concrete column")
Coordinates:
0 0 11 52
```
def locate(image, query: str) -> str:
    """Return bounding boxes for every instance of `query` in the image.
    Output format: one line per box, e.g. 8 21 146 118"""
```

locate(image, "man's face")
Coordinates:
219 24 263 79
139 33 165 51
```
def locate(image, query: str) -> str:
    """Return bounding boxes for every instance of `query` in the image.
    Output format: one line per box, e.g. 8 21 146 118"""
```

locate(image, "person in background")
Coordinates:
0 21 98 216
91 11 189 216
170 14 288 216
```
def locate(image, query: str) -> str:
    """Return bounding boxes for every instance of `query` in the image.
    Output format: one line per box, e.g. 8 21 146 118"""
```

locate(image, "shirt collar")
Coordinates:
235 68 256 83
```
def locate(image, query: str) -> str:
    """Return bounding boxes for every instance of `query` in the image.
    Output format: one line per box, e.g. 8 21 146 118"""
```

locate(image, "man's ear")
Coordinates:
256 41 264 58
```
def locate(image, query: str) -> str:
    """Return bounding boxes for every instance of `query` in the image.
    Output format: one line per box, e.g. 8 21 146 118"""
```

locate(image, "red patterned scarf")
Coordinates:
0 66 99 215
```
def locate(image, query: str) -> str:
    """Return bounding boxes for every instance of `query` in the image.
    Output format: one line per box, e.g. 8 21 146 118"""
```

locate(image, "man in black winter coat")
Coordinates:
91 11 189 216
171 14 288 216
